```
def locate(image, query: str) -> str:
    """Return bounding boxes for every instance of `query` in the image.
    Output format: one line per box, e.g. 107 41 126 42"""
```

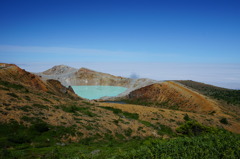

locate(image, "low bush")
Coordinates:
124 128 133 137
7 93 19 98
176 121 216 136
183 113 191 121
100 106 139 120
220 118 228 124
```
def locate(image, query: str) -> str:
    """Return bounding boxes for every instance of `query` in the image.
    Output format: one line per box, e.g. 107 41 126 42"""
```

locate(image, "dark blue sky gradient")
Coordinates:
1 0 239 58
1 0 240 89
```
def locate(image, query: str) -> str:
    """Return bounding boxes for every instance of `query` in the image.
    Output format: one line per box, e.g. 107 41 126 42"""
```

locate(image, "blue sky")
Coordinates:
0 0 240 89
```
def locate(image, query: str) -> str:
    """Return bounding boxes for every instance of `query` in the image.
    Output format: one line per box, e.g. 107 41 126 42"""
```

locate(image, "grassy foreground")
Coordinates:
0 121 240 159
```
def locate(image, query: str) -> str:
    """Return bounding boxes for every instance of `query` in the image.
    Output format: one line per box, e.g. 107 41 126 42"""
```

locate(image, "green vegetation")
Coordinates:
177 80 240 105
0 80 28 92
113 131 240 159
82 101 95 106
183 113 191 121
56 104 97 117
24 96 31 101
7 92 19 98
1 120 239 158
42 98 52 103
123 99 179 110
100 106 174 136
176 121 217 136
220 117 229 125
123 99 156 106
139 120 174 136
0 80 24 90
124 128 133 137
32 104 49 110
0 120 82 152
100 106 139 120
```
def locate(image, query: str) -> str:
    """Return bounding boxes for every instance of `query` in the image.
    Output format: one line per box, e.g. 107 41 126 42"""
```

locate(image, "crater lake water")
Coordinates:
71 86 127 100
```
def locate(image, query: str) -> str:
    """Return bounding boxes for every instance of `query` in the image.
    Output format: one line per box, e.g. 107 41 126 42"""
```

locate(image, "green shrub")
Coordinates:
60 104 97 117
100 106 139 120
7 93 19 98
220 118 228 125
183 114 191 121
24 96 31 101
32 104 49 110
176 121 216 136
19 105 32 112
32 122 50 133
113 131 240 159
124 128 132 137
139 120 153 127
8 133 31 144
115 133 125 140
0 80 24 90
157 123 174 136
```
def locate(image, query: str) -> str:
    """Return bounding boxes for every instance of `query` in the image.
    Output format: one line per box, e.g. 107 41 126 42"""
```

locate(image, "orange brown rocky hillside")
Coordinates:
0 63 80 106
127 81 221 114
0 63 48 91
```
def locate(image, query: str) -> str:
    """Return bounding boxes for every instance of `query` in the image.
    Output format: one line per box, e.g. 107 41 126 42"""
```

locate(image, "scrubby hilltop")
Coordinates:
126 81 220 114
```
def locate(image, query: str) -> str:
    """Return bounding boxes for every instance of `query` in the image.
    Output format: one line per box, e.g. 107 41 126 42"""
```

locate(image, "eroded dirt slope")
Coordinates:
127 81 221 114
0 63 80 106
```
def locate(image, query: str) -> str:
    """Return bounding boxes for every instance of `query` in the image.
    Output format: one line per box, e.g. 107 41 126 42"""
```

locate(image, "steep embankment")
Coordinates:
127 81 221 114
0 64 79 106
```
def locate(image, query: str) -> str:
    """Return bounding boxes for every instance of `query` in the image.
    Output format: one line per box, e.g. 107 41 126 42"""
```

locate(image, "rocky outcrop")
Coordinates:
42 65 78 75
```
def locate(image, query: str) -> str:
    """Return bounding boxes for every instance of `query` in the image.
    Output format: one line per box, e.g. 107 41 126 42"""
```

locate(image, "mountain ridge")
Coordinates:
36 65 159 98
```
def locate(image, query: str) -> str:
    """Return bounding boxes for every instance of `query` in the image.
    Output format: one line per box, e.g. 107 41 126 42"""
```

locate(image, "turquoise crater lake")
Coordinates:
71 86 127 100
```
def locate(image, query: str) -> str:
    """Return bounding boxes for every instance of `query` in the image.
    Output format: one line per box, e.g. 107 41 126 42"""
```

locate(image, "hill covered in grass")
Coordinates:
176 80 240 106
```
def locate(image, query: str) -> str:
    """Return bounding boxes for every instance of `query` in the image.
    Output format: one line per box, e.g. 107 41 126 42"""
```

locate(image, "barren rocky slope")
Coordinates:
42 64 78 75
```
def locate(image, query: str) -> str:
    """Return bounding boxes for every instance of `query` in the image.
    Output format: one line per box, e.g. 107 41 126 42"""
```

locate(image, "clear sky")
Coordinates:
0 0 240 89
